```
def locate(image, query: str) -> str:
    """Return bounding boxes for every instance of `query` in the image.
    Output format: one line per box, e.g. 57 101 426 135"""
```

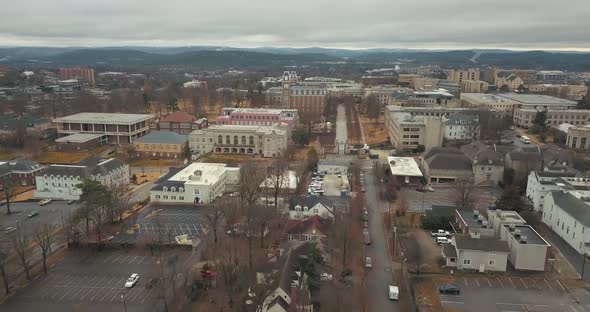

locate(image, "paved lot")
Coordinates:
136 205 209 237
405 185 502 212
436 276 590 312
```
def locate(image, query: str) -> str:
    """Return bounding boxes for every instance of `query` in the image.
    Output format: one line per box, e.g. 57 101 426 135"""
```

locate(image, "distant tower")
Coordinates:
282 71 298 109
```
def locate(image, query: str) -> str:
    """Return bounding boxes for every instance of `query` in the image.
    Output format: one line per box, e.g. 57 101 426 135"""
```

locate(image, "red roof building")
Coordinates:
286 215 329 241
150 111 208 134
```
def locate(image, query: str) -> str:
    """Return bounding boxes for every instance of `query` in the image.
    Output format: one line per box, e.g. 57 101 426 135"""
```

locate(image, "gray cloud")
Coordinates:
1 0 589 50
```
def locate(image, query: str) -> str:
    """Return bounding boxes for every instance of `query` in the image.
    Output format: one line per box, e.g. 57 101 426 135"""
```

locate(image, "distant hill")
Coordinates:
477 51 590 70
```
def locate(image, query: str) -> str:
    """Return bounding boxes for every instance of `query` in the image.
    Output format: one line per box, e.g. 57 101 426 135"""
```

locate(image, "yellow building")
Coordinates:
447 69 480 84
133 130 188 159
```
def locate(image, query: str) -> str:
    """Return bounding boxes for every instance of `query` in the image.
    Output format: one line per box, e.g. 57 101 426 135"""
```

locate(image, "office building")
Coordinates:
217 107 298 135
461 80 489 93
537 71 567 82
384 106 444 152
447 69 480 84
514 108 590 128
59 67 96 86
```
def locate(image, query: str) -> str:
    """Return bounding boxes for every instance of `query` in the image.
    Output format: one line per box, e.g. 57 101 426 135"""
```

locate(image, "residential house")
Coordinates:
487 209 527 237
500 224 550 271
443 234 510 272
34 157 129 200
0 159 44 186
541 144 574 173
460 141 504 186
455 209 494 237
542 190 590 254
495 73 524 90
133 130 188 159
443 113 480 141
288 197 334 220
422 147 473 183
286 216 329 241
150 111 208 134
505 147 543 182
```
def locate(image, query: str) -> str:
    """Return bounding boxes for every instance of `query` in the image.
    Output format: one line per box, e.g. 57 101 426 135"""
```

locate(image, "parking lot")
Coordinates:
405 185 502 212
436 276 590 312
136 205 209 237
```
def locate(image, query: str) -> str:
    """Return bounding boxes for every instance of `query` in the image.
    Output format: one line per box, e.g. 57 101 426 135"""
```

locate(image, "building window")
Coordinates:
463 259 471 265
241 136 246 145
234 136 238 145
249 136 254 145
489 251 496 255
488 260 495 266
171 196 176 200
156 195 161 199
226 135 231 144
163 195 168 199
218 135 222 144
179 196 184 200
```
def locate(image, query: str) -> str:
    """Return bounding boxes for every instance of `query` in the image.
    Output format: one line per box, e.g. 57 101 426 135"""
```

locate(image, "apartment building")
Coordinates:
149 162 239 205
150 111 207 135
513 108 590 128
0 159 44 186
34 157 129 200
217 107 298 135
189 125 287 158
53 112 154 144
447 69 480 84
60 67 96 86
526 171 586 211
537 71 567 82
384 106 444 151
567 126 590 150
500 224 550 271
495 73 525 90
461 80 489 93
542 190 590 254
443 114 480 141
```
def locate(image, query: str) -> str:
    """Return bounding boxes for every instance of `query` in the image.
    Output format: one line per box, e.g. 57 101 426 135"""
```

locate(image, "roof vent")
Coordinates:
509 224 516 232
520 235 528 244
514 229 521 237
496 209 502 216
474 210 480 218
477 215 484 223
482 221 489 228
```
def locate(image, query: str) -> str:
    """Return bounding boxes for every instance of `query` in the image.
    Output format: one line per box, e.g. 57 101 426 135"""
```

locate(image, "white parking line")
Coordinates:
102 254 115 264
497 277 504 288
100 279 124 301
137 256 147 264
556 280 566 292
90 276 115 301
80 276 107 300
463 277 469 287
128 288 145 303
544 279 553 290
128 255 138 264
520 277 528 289
110 255 124 264
508 277 516 288
68 275 99 300
474 277 480 287
119 255 131 264
141 286 156 303
192 224 199 234
486 277 492 287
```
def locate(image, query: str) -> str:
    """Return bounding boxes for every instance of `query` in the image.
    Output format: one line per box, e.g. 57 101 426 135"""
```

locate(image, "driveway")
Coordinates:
362 160 400 312
537 223 590 283
336 104 348 154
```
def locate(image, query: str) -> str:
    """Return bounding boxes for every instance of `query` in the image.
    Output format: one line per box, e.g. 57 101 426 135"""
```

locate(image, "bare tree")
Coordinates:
238 161 264 269
0 249 9 294
13 225 31 280
33 223 54 274
1 176 18 215
205 203 224 244
266 156 289 210
111 187 132 222
452 179 476 209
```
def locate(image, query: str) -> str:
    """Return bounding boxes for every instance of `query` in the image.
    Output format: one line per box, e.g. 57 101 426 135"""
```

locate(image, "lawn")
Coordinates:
129 158 182 168
198 153 271 164
35 151 91 164
413 278 444 312
0 151 17 160
360 114 389 145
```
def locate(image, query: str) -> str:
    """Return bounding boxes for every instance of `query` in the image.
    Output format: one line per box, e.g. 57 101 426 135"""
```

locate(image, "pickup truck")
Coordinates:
431 230 451 237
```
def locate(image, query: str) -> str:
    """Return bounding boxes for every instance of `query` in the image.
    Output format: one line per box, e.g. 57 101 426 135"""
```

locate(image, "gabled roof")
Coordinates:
551 191 590 227
460 141 490 159
424 147 472 171
267 296 290 312
289 196 333 211
43 157 126 178
454 235 510 253
159 111 197 123
135 130 188 144
444 113 479 126
286 216 329 236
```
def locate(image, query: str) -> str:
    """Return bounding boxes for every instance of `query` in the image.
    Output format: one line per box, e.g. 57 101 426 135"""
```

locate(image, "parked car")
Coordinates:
438 284 461 295
67 200 76 205
431 230 451 237
4 227 16 234
362 221 369 228
363 230 371 245
388 285 399 300
125 273 140 288
436 237 451 244
361 214 368 222
39 199 52 206
416 186 428 192
365 257 372 268
320 273 333 281
27 211 39 218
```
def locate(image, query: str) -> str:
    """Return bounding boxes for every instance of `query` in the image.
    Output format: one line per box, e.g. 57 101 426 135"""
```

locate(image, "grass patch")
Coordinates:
360 114 389 145
35 151 91 164
198 153 270 164
395 212 423 228
0 151 17 160
129 158 182 168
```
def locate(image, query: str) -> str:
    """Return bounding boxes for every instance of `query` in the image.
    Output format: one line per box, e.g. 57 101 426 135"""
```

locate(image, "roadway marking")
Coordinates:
441 300 464 304
141 286 156 303
67 275 98 300
80 276 108 300
497 277 504 288
463 277 469 287
474 277 480 287
110 255 123 264
137 256 147 264
544 279 553 291
520 277 528 289
486 277 492 287
508 277 516 288
555 280 566 292
128 255 138 264
102 254 115 264
90 276 115 301
128 287 144 303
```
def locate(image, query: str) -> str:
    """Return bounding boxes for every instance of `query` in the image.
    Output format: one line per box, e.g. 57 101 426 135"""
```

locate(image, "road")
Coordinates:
336 104 348 154
362 160 400 312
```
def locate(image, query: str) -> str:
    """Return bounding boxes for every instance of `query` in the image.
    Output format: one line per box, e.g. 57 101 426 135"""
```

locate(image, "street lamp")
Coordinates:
582 253 587 281
121 294 127 312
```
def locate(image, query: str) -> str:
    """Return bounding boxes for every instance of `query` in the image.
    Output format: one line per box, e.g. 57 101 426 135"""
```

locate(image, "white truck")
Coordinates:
431 229 451 237
388 285 399 300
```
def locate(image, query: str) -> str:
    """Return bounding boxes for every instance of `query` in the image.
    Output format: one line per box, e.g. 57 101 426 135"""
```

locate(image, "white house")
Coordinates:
542 190 590 254
525 171 584 212
443 113 480 141
288 197 334 220
499 224 550 271
443 234 510 272
149 162 239 205
34 157 129 200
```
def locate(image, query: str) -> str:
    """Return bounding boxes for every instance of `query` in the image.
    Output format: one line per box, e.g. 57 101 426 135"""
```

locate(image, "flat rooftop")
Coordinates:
503 224 549 246
222 108 297 114
490 209 526 224
53 112 154 125
387 156 423 177
496 93 576 106
168 162 228 185
55 133 105 143
457 209 488 229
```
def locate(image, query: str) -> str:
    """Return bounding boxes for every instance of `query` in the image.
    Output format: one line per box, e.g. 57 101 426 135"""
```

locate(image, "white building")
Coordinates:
386 156 423 185
542 190 590 254
499 224 550 271
288 196 335 220
487 209 527 237
443 114 480 141
525 171 584 211
189 125 288 158
150 162 239 205
34 157 129 200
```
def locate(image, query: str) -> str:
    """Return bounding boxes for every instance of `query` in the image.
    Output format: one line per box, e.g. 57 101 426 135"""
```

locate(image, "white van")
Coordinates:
521 135 531 144
388 285 399 300
436 237 451 244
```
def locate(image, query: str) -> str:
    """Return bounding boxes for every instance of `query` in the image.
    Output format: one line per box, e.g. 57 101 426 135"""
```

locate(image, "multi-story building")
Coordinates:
537 71 567 82
514 108 590 128
461 80 489 93
150 111 207 135
482 69 537 85
289 85 326 118
542 190 590 254
447 69 480 84
59 67 96 87
409 90 454 106
397 74 422 87
34 157 129 200
55 133 107 151
487 209 527 237
182 80 207 88
0 159 44 186
384 106 444 152
53 112 154 144
499 224 550 271
217 107 298 135
528 84 588 101
567 126 590 150
149 162 239 205
436 80 462 94
189 125 288 158
325 83 364 97
526 171 585 211
133 131 188 159
443 114 480 141
461 141 505 186
365 85 407 106
495 73 525 90
413 77 440 91
455 209 494 237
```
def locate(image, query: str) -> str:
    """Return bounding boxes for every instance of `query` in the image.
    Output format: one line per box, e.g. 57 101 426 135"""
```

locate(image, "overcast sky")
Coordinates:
1 0 590 51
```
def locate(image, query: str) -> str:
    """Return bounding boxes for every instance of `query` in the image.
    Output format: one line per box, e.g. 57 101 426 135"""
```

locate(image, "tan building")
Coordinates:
461 80 489 93
513 108 590 128
482 69 537 85
566 126 590 150
289 85 326 119
447 69 480 84
412 77 440 91
385 106 444 151
398 74 422 87
495 73 525 90
133 131 188 158
528 84 588 101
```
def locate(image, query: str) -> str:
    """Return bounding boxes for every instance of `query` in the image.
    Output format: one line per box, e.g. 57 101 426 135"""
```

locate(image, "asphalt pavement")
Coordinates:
336 104 348 154
362 160 400 312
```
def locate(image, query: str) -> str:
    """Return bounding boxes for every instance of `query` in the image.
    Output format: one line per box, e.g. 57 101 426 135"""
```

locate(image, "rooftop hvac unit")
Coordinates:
514 229 521 237
477 215 484 223
482 221 489 228
520 235 528 244
474 210 480 217
509 224 516 231
496 209 502 216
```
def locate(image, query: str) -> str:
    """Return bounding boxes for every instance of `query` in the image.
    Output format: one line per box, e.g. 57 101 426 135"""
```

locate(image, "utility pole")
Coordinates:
582 253 587 280
121 294 127 312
